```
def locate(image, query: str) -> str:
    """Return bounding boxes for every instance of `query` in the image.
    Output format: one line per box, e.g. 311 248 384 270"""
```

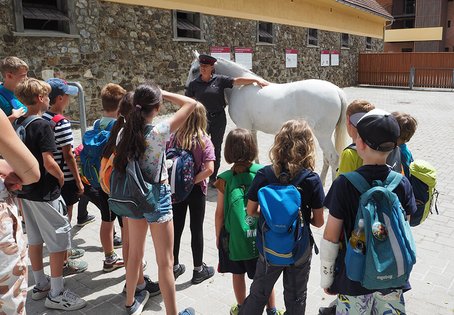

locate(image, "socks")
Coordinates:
105 250 115 258
137 282 146 291
32 269 48 288
173 264 180 271
194 265 203 272
49 276 64 298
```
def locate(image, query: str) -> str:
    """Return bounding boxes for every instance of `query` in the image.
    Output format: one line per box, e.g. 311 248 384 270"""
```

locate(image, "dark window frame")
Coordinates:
173 10 204 41
366 37 373 50
13 0 76 35
307 28 319 47
341 33 350 49
257 21 273 44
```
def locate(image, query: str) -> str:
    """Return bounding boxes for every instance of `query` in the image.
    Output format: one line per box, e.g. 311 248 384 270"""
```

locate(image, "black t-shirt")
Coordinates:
17 117 61 201
324 164 416 296
247 165 325 211
185 74 234 113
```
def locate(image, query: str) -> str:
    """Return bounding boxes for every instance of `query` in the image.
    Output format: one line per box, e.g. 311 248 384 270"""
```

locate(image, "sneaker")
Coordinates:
103 253 125 272
179 307 195 315
143 275 160 297
64 259 88 273
76 214 95 227
230 304 240 315
45 289 87 311
142 259 148 271
122 275 160 297
21 220 26 234
319 305 336 315
114 233 123 248
266 307 285 315
191 263 214 284
173 263 186 280
67 247 85 260
126 290 149 315
31 277 51 300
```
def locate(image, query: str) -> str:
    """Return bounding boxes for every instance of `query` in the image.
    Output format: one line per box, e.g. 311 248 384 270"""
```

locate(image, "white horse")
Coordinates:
186 51 348 184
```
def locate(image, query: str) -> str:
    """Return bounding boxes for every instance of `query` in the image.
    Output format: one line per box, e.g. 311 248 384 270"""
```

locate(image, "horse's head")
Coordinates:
185 51 201 89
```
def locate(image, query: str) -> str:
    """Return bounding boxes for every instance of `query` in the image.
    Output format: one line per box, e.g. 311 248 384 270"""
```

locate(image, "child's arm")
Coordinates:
194 160 214 184
43 152 64 187
61 144 84 194
162 90 197 133
320 214 343 291
311 207 324 227
214 190 225 249
247 200 260 217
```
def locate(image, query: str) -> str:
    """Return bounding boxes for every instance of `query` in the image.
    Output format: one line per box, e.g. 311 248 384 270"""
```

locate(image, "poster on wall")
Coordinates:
321 50 330 67
210 47 231 61
331 50 340 66
235 48 253 69
285 49 298 68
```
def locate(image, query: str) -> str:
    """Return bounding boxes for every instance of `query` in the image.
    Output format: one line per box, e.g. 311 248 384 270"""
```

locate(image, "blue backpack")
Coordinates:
343 171 417 290
256 167 314 266
80 119 115 188
166 145 196 204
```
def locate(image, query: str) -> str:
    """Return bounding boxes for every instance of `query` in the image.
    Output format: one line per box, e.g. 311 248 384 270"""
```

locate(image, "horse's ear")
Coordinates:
193 50 199 59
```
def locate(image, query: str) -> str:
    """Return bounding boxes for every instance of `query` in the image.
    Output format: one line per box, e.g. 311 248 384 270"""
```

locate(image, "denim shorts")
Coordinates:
143 184 173 224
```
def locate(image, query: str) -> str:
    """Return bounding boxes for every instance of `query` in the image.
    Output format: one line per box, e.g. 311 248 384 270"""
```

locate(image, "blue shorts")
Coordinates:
143 184 173 224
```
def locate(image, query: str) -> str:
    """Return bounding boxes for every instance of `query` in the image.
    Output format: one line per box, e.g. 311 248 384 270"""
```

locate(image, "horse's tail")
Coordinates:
334 88 348 154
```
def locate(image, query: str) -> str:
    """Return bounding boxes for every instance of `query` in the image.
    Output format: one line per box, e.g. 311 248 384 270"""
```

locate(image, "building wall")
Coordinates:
0 0 383 122
447 1 454 51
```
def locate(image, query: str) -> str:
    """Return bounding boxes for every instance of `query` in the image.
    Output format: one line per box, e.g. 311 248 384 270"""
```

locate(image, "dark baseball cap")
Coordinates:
47 78 78 101
357 109 400 152
349 112 367 127
198 54 217 65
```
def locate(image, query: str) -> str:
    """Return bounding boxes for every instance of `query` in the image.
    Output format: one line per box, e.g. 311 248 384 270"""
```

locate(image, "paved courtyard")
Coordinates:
25 86 454 314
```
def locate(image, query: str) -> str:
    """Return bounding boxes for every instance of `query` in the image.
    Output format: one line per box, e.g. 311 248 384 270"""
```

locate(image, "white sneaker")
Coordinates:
45 289 87 311
31 276 51 300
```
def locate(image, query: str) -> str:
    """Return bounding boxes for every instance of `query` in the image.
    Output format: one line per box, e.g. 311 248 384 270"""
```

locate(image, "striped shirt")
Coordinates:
42 111 75 181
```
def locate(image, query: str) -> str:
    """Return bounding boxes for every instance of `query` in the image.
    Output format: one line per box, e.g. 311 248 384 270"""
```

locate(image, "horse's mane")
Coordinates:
216 57 261 78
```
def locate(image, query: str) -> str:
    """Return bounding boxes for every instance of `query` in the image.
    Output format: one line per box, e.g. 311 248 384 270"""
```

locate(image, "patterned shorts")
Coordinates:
0 196 27 315
336 290 405 315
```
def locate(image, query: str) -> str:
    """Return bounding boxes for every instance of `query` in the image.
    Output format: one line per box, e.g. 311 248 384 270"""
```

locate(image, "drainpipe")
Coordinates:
68 82 87 138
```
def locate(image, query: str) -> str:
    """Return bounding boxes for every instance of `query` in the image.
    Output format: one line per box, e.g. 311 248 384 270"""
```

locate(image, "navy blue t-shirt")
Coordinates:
185 74 234 113
247 165 325 211
324 164 416 296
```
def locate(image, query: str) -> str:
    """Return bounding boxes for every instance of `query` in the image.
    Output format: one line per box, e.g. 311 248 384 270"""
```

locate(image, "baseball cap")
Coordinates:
198 54 217 65
47 78 78 101
356 108 400 152
349 112 367 127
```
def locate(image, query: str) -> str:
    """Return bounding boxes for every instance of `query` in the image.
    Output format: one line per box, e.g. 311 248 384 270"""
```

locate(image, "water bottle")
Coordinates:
349 219 366 255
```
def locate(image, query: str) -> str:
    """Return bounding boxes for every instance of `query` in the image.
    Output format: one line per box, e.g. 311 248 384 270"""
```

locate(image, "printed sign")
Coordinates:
210 47 231 61
331 50 340 66
321 50 330 67
235 47 253 69
285 49 298 68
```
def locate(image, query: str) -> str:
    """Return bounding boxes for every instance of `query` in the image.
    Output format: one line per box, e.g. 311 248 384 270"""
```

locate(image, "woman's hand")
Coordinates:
255 79 270 88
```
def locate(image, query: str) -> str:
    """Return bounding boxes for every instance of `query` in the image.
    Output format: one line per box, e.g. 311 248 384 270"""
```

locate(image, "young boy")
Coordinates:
0 56 28 122
391 111 418 179
80 83 126 272
320 109 416 314
15 78 86 311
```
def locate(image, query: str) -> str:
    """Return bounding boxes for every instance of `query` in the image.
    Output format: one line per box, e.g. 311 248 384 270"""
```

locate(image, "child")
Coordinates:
239 120 325 315
214 128 281 315
15 78 86 310
171 103 216 284
80 83 126 272
43 78 90 271
0 56 28 122
391 111 418 179
321 109 417 314
114 82 196 315
336 100 375 176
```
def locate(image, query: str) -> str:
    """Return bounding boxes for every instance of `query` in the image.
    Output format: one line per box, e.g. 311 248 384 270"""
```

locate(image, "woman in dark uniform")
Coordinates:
185 54 269 184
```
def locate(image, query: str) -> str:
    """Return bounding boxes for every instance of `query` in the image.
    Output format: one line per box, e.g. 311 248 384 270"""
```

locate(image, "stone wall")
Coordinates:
0 0 383 122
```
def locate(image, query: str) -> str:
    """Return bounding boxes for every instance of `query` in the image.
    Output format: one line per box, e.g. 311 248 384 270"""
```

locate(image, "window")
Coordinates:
307 28 318 46
173 11 203 40
257 21 273 44
366 37 372 50
341 33 349 48
445 47 450 52
13 0 76 34
402 48 413 52
448 20 451 28
404 0 415 14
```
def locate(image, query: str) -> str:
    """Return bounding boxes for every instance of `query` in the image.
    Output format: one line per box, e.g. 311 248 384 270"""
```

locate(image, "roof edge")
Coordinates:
335 0 393 20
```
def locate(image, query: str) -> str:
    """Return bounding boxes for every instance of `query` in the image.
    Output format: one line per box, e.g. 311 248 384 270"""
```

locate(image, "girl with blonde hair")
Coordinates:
170 103 216 284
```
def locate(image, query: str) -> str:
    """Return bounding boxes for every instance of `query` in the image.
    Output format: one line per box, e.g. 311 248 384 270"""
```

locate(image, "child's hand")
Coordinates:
4 171 23 191
11 107 26 119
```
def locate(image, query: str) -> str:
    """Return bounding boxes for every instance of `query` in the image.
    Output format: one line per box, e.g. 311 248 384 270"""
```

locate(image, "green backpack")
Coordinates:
218 164 263 261
409 160 439 226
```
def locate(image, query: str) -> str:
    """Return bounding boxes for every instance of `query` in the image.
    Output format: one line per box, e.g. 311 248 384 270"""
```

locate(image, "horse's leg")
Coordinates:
316 134 339 186
320 155 330 186
251 129 260 163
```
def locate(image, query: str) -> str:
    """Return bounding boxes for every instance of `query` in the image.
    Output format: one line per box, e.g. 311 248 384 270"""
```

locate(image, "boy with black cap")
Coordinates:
320 109 416 314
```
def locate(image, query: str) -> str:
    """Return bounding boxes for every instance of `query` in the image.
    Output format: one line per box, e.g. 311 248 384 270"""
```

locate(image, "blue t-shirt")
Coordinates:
323 164 416 296
0 84 27 116
400 143 414 179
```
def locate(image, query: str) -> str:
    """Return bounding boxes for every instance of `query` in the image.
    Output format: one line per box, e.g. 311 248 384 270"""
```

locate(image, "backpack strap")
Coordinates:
383 171 403 192
93 119 101 131
342 171 371 194
105 119 115 131
51 114 66 124
19 115 42 129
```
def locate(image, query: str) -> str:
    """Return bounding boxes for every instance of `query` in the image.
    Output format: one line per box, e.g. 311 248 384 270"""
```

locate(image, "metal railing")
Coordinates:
67 82 87 137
